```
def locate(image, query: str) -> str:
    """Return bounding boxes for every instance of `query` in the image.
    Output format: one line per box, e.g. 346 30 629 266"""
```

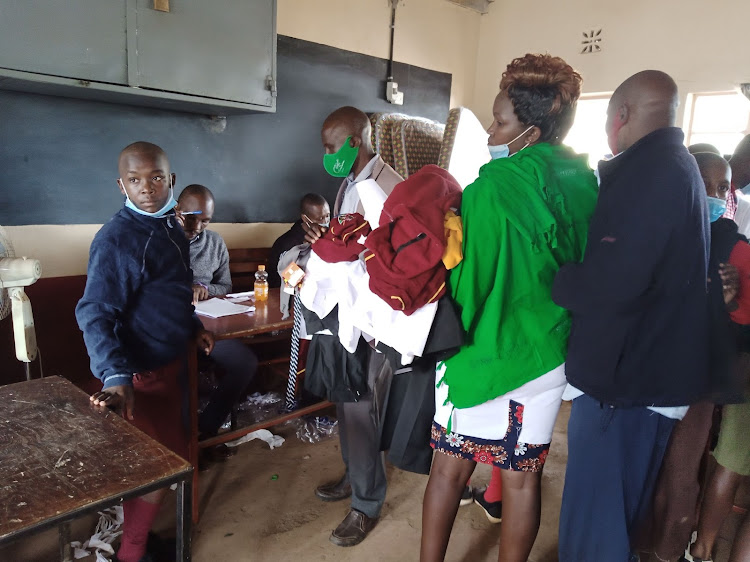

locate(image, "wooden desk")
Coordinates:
0 376 192 562
189 291 332 522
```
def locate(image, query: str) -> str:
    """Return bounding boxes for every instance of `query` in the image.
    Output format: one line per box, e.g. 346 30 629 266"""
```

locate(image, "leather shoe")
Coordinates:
315 474 351 502
329 509 378 547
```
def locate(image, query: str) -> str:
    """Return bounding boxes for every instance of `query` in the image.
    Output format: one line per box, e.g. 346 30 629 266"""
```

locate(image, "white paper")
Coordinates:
225 429 285 449
226 290 255 299
195 298 254 318
356 179 388 228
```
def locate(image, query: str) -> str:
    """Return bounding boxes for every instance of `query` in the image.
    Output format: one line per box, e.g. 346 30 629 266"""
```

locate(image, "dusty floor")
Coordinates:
3 402 745 561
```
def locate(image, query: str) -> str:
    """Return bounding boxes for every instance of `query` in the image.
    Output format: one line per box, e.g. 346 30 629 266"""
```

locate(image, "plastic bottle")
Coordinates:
254 265 269 302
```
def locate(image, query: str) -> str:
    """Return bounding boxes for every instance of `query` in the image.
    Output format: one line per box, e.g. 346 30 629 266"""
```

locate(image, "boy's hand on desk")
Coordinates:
90 385 135 420
196 329 215 355
192 284 209 303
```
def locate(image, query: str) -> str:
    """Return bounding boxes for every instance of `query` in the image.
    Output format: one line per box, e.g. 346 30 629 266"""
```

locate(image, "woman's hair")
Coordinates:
499 54 582 144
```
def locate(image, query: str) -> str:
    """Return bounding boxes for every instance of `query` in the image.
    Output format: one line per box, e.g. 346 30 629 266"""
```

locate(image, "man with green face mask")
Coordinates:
306 106 403 547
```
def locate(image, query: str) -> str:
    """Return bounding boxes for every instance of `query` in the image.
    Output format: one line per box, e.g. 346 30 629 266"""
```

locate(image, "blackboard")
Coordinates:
0 36 451 226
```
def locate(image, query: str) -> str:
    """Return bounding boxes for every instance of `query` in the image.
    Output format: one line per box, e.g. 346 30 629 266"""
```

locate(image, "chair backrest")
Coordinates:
437 107 490 189
392 117 445 178
228 247 272 292
370 112 409 169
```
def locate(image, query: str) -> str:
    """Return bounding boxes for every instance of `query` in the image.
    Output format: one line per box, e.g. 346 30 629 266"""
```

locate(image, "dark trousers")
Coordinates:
559 393 676 562
336 350 393 519
198 339 258 437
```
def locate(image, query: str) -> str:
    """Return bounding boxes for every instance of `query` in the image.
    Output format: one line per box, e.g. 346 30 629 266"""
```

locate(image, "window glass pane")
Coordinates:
564 97 611 169
691 93 750 133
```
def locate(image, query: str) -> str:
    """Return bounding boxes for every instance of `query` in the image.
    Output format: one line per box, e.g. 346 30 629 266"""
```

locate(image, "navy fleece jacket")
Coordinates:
76 207 202 389
553 127 711 407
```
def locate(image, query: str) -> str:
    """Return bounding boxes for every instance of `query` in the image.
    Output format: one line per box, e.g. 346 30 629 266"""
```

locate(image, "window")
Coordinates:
685 92 750 156
564 95 611 169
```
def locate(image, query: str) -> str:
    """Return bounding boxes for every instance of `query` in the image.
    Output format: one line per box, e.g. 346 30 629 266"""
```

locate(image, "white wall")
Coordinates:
471 0 750 127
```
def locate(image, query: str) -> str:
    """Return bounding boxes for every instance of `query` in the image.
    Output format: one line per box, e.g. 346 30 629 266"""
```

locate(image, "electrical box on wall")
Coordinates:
386 81 404 105
0 0 277 115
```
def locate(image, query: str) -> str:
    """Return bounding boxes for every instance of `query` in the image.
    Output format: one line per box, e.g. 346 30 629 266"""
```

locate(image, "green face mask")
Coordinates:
323 136 359 178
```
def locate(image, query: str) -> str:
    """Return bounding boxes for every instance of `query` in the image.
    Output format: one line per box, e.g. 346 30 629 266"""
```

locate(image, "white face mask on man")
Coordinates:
119 177 177 218
488 126 534 160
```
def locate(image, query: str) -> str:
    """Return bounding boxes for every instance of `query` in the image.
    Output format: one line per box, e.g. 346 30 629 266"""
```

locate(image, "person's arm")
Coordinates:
552 193 675 315
207 238 232 297
75 239 141 390
729 241 750 324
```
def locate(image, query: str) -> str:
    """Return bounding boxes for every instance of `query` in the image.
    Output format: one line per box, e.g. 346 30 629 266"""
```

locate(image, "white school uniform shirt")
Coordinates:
338 155 380 215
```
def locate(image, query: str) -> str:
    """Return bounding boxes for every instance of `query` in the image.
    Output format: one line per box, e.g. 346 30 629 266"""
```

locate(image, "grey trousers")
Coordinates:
336 350 393 519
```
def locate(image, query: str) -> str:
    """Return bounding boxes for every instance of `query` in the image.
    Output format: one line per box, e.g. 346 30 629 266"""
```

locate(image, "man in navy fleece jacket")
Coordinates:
76 141 214 562
552 71 711 561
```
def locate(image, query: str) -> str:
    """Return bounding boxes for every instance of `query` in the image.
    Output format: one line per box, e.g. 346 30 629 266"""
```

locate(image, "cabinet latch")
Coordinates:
265 76 277 98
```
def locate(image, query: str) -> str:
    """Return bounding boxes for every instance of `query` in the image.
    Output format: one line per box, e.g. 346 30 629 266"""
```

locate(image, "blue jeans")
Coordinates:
558 394 676 562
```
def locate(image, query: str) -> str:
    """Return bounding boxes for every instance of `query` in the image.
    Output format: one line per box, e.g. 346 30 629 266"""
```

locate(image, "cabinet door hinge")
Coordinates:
265 76 277 98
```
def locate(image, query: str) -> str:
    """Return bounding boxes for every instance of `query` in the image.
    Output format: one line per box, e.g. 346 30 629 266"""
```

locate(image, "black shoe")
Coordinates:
459 485 473 507
146 533 176 562
315 474 352 502
473 486 503 523
329 509 378 547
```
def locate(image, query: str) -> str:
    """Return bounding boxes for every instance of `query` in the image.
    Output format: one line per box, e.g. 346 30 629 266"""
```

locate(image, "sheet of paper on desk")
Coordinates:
195 298 255 318
225 290 255 303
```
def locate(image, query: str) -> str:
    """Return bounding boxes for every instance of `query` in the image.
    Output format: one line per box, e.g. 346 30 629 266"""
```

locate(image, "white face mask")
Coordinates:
488 126 534 160
120 177 177 218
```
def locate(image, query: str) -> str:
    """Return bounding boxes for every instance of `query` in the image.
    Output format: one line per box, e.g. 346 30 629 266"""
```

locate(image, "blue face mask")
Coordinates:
707 196 727 222
121 178 177 218
488 126 533 160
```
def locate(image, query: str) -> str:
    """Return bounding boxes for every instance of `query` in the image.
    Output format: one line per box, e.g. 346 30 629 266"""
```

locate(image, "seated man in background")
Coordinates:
176 184 258 459
268 192 330 288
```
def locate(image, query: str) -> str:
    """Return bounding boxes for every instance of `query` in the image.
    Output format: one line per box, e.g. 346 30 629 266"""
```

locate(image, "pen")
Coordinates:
179 210 202 215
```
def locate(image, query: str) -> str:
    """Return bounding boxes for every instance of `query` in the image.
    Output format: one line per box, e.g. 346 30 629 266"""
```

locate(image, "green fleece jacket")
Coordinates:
442 142 597 409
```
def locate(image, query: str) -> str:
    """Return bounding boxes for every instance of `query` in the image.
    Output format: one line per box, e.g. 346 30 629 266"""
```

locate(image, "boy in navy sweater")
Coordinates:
76 141 214 562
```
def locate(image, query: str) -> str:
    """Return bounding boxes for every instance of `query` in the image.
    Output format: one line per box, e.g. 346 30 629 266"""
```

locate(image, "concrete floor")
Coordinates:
3 402 745 561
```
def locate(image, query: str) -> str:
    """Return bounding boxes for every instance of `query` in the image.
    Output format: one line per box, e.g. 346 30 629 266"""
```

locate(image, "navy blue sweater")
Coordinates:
76 207 200 389
552 127 711 407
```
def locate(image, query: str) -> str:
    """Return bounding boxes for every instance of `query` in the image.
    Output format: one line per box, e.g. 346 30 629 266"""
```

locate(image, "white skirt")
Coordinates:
434 363 567 445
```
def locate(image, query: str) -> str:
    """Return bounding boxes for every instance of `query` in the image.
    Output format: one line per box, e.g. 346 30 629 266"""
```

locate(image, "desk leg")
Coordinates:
176 476 192 561
59 521 71 562
187 341 200 524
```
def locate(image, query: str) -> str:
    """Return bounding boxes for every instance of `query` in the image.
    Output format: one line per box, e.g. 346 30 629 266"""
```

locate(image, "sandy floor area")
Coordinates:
3 401 745 561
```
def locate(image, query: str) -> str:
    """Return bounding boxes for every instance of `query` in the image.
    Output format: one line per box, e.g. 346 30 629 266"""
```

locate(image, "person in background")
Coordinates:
304 106 402 547
268 193 330 288
176 184 231 301
553 71 711 561
77 142 214 562
420 54 598 562
688 143 721 156
639 151 745 562
730 135 750 236
175 185 258 460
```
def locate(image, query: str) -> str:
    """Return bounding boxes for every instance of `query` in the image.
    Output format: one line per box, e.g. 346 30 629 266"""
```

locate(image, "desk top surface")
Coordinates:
0 377 190 540
198 291 293 339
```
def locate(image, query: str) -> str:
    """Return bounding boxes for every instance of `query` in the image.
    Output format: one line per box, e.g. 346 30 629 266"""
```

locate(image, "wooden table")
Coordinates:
0 376 192 561
189 291 331 522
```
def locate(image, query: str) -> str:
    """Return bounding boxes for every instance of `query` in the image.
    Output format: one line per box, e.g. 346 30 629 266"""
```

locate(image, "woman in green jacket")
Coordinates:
420 54 598 562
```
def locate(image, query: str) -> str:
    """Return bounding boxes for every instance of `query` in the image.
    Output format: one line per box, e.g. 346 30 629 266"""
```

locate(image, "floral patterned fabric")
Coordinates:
430 399 550 472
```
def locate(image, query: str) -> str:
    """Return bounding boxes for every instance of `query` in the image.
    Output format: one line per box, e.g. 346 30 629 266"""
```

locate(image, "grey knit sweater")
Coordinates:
189 229 232 297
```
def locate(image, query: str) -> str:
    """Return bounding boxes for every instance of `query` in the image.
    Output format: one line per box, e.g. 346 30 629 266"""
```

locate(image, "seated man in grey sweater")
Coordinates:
176 185 258 458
